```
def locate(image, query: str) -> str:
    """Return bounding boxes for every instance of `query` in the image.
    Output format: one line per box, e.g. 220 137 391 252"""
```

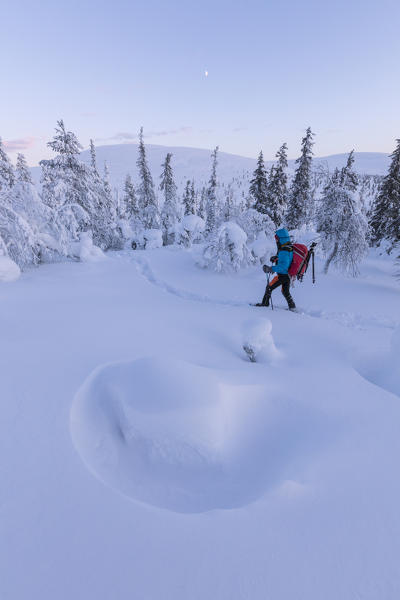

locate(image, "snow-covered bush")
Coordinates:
69 231 106 262
178 214 205 248
200 221 254 273
249 230 275 264
142 228 163 250
238 208 275 244
242 318 280 363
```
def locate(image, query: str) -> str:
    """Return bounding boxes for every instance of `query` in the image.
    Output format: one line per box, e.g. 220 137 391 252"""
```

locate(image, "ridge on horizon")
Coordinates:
29 143 390 189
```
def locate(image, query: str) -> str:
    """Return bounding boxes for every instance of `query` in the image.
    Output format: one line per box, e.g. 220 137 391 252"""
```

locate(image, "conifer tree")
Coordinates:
89 139 98 175
370 139 400 248
160 153 179 244
266 143 288 226
249 151 268 215
223 182 235 221
191 180 196 212
101 161 122 249
15 153 33 184
0 137 15 189
40 120 92 251
286 127 315 229
122 174 139 223
183 179 195 215
205 146 219 235
136 127 159 229
197 187 207 220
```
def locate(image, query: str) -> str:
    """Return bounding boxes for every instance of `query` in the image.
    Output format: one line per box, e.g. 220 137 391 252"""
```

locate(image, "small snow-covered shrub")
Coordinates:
178 214 205 248
0 253 21 282
200 221 254 273
242 318 280 363
69 231 105 262
143 229 163 250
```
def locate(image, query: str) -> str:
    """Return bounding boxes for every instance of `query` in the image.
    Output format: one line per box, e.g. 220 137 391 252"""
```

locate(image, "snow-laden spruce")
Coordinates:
286 127 315 229
205 147 220 236
370 138 400 250
136 127 159 230
160 153 180 245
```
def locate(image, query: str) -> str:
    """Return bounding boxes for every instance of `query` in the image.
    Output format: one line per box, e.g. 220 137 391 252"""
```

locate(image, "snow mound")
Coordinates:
0 255 21 282
242 318 281 363
70 232 106 262
71 357 322 513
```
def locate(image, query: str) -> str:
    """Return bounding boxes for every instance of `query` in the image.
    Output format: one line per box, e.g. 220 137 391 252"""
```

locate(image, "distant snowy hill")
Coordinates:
31 144 390 191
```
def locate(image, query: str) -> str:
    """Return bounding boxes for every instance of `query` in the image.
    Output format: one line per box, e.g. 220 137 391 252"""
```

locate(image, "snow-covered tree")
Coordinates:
286 127 315 229
205 146 219 235
101 161 123 249
178 214 205 248
267 143 288 226
0 137 15 189
136 127 159 229
223 182 236 221
370 139 400 249
39 120 92 254
15 153 33 184
159 153 179 244
197 187 207 220
0 187 40 268
340 149 358 192
317 154 369 276
183 179 195 216
249 151 269 215
122 174 139 224
201 221 254 273
86 142 114 250
238 207 275 244
89 139 98 174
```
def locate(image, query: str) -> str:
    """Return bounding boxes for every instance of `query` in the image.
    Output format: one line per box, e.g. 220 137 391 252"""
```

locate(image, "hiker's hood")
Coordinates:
275 228 291 245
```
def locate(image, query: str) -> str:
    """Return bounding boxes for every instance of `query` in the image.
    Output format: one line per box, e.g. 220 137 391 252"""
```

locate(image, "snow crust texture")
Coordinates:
71 356 322 513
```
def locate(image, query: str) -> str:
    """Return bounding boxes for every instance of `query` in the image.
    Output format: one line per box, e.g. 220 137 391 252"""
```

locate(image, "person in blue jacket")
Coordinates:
256 227 296 310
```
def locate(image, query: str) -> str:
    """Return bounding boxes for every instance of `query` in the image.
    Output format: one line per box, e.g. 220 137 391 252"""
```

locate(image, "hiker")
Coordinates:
256 227 296 310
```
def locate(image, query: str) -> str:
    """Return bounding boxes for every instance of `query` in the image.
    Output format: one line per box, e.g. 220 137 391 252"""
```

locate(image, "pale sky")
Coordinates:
2 0 400 165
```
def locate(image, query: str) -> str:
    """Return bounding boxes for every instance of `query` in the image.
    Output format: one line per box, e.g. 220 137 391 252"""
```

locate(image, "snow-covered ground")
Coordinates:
1 247 399 599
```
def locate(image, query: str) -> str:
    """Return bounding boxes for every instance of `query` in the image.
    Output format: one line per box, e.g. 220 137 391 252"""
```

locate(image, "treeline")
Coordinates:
0 121 399 276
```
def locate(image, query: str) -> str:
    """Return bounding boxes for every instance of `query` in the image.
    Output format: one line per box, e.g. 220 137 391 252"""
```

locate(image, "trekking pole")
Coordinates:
267 272 274 310
312 249 316 284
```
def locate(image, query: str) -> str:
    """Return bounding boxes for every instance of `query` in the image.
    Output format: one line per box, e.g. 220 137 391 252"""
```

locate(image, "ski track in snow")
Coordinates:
131 254 399 332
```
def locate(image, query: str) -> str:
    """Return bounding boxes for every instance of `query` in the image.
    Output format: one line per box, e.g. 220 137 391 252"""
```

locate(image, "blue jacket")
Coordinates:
271 228 293 275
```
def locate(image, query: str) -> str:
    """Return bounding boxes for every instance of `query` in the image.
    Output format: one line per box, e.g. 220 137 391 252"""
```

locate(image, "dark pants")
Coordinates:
262 274 296 309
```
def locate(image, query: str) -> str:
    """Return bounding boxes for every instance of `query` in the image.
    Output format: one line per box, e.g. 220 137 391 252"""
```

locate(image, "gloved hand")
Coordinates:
262 264 273 274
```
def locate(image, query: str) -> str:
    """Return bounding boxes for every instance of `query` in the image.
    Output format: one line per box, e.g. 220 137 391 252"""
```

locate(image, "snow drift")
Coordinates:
71 356 324 513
